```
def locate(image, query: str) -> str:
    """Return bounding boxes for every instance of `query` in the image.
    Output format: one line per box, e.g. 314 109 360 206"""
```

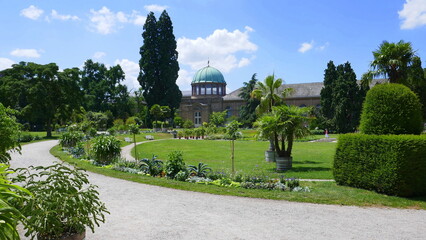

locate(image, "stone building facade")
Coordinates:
179 65 323 126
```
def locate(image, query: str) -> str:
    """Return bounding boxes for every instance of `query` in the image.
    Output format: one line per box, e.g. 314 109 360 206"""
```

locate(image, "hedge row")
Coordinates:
333 134 426 197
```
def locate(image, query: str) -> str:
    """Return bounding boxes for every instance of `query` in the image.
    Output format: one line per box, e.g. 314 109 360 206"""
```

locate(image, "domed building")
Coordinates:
191 65 227 97
179 64 236 127
179 63 337 127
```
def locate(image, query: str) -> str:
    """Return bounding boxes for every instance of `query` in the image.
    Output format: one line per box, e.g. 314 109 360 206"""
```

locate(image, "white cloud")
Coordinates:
298 41 314 53
0 58 15 70
20 5 44 20
144 5 168 12
177 26 257 73
93 52 106 59
316 42 329 51
51 10 80 21
89 7 146 34
132 13 146 26
399 0 426 29
114 59 141 92
177 69 194 91
10 49 41 58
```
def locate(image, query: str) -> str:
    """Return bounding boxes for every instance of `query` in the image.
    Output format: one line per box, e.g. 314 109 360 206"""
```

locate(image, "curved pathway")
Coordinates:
10 141 426 239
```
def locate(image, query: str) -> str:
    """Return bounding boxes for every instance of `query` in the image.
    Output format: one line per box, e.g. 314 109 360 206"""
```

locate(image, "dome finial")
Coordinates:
207 59 210 66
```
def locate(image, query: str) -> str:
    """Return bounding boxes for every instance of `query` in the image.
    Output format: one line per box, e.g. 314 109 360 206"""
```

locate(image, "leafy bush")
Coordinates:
0 164 31 240
13 164 108 239
359 83 423 135
60 131 85 148
0 103 21 163
91 135 121 165
334 134 426 197
175 170 189 181
206 171 229 180
182 120 194 129
165 151 186 179
140 156 163 177
187 162 212 177
18 133 34 142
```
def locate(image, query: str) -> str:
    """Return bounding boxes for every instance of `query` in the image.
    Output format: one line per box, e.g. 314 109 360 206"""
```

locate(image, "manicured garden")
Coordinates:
133 139 335 179
51 144 426 209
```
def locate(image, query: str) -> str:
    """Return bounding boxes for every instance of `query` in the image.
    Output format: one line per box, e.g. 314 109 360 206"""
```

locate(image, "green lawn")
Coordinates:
134 139 336 179
51 144 426 209
116 132 173 147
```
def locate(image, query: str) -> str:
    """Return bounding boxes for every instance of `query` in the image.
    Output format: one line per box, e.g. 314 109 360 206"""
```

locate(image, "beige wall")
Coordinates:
179 96 321 125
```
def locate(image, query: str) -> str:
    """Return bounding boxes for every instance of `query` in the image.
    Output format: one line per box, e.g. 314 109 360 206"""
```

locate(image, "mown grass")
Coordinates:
50 144 426 209
134 139 336 179
116 132 173 147
19 131 60 146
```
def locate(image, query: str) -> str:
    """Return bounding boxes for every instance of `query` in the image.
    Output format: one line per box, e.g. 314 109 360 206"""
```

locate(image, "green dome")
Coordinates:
192 66 226 84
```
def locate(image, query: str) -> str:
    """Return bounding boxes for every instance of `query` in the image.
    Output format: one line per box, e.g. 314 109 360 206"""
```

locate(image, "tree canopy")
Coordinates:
319 61 366 133
370 40 416 84
138 10 181 125
238 73 260 127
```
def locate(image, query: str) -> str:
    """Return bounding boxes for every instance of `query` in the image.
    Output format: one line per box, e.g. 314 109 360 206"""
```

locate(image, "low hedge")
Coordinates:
333 134 426 197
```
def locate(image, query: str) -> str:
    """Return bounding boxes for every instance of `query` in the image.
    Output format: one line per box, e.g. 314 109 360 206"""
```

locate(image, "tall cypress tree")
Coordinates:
320 61 337 128
320 61 366 133
138 12 159 109
332 62 362 133
157 10 181 115
138 11 181 123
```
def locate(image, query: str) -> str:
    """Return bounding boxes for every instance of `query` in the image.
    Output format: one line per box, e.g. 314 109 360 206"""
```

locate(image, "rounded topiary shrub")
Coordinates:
359 83 423 135
91 135 121 165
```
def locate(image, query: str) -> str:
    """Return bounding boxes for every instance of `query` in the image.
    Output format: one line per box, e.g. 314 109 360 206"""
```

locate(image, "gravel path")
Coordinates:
10 140 426 240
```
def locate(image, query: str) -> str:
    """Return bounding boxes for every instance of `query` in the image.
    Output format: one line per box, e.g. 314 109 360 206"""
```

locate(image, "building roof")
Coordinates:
221 79 386 101
192 65 226 84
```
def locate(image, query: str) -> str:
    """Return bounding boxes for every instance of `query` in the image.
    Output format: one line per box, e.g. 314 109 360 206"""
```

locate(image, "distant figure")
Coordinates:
325 129 329 138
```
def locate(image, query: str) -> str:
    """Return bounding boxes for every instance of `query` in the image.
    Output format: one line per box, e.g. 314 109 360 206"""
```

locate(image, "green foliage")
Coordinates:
334 134 426 197
319 61 365 132
165 151 186 179
0 164 31 240
13 164 108 239
113 119 124 127
0 103 21 163
138 11 181 121
182 120 194 129
209 110 227 126
174 116 183 127
59 131 85 148
80 60 131 119
251 74 286 114
359 83 423 135
238 73 260 127
140 156 163 177
18 133 34 143
91 135 121 164
255 105 312 158
187 162 212 177
369 40 416 84
174 170 189 182
128 124 140 135
406 56 426 119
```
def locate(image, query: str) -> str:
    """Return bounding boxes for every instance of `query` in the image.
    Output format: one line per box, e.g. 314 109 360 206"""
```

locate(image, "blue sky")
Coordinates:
1 0 426 92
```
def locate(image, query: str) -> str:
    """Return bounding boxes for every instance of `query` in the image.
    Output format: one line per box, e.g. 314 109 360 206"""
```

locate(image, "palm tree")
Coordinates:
251 74 293 153
370 40 416 84
255 105 312 170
